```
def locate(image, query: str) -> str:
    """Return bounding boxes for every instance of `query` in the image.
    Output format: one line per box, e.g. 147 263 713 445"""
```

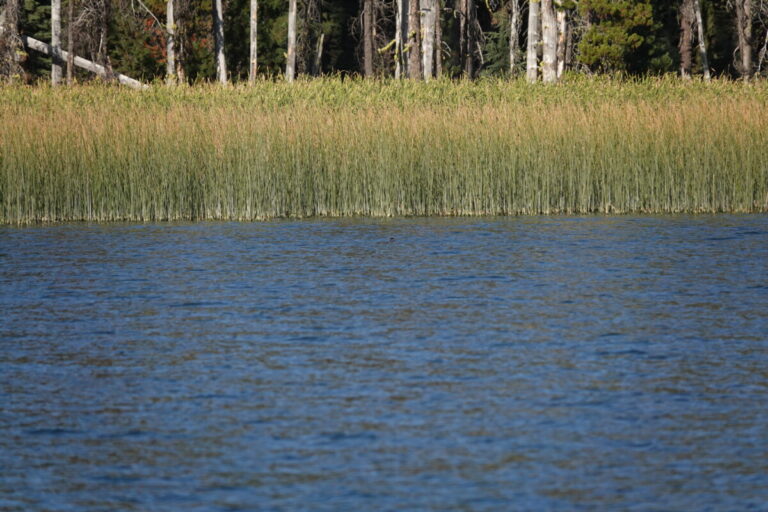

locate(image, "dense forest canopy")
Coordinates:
1 0 767 84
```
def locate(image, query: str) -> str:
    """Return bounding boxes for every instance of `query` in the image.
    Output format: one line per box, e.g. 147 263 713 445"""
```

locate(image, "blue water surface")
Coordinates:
1 216 767 511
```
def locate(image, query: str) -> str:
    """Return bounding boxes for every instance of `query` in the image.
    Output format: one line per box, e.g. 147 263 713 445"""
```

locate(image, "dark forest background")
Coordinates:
7 0 768 82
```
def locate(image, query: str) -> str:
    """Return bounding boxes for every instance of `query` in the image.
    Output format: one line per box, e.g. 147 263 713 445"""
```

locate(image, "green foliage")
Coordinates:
704 0 738 77
20 0 51 79
480 14 510 77
578 0 654 73
225 0 285 77
108 7 164 80
5 0 766 82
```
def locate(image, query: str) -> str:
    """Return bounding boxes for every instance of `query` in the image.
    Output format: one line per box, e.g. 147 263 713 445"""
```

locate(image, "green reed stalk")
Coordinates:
1 78 767 223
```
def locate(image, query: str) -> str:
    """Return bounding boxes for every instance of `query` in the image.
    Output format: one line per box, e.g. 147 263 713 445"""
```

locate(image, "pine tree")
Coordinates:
577 0 654 73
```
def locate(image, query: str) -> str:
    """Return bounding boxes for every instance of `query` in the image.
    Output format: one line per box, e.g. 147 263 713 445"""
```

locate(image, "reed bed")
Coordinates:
2 77 767 223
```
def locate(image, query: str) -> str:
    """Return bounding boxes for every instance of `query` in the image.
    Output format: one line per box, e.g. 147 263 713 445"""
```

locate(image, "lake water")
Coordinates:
1 216 767 511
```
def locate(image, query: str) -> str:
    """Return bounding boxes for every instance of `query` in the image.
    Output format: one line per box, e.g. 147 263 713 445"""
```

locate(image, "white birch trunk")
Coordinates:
213 0 227 84
693 0 710 81
166 0 176 84
541 0 557 83
286 0 297 82
52 0 62 85
526 0 541 82
556 5 566 79
250 0 258 82
421 0 435 80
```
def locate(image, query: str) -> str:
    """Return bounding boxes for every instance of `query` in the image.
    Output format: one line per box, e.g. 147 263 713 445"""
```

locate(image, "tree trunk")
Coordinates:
526 0 540 82
564 12 574 70
21 33 146 89
52 0 62 85
166 0 176 84
286 0 297 81
100 0 113 80
407 0 421 79
758 22 768 74
213 0 227 84
249 0 258 82
421 0 435 80
693 0 710 81
462 0 474 77
509 0 520 74
734 0 753 79
435 0 442 78
67 0 75 84
679 0 693 78
363 0 374 77
555 4 566 79
312 32 324 75
541 0 556 83
458 0 466 76
176 37 186 82
174 1 186 83
1 0 24 80
395 0 405 78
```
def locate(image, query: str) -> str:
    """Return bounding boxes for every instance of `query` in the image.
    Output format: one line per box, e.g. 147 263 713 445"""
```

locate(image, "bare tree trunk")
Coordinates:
462 0 474 77
564 13 573 69
541 0 556 83
555 3 566 79
21 34 147 89
435 1 442 78
312 32 324 74
174 0 186 82
734 0 753 79
176 38 186 82
509 0 520 74
679 0 694 78
166 0 176 84
99 0 114 81
67 0 75 84
693 0 710 80
458 0 466 76
408 0 421 79
421 0 435 80
213 0 227 84
759 21 768 74
395 0 405 78
93 0 116 82
52 0 63 85
249 0 258 82
286 0 297 81
526 0 540 82
1 0 24 80
363 0 374 77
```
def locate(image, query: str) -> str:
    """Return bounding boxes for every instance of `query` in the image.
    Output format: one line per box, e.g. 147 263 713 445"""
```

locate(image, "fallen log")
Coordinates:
21 34 148 90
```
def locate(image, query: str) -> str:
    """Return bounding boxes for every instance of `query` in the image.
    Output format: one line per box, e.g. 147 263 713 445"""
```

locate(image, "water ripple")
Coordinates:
1 215 768 511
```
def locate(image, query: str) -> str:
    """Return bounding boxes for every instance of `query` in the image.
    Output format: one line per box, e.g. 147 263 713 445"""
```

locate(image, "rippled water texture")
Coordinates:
2 216 768 511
